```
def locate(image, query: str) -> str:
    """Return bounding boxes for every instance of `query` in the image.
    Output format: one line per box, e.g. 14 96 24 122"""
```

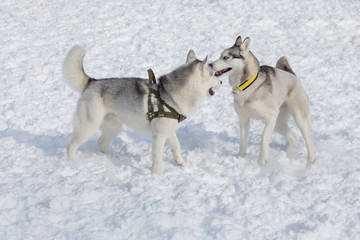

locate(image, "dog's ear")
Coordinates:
234 36 242 47
186 49 197 63
199 56 211 79
198 56 209 72
240 37 250 52
200 56 208 69
203 56 208 64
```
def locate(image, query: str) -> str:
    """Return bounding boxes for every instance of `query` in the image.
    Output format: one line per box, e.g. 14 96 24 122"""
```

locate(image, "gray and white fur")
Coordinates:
63 46 222 174
212 36 315 165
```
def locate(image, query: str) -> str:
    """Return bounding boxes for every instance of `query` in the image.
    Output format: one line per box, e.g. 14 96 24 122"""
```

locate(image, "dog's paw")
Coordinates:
67 146 77 160
98 141 112 155
151 164 162 174
238 150 246 158
307 157 316 166
175 157 185 166
285 145 294 155
285 131 297 154
99 148 112 155
259 157 268 166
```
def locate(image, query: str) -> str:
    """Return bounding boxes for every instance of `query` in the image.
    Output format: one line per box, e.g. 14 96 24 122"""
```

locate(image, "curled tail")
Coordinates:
62 45 90 92
276 56 296 76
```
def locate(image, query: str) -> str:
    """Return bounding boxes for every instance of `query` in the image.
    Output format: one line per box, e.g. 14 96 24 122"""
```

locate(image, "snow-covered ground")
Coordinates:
1 0 360 239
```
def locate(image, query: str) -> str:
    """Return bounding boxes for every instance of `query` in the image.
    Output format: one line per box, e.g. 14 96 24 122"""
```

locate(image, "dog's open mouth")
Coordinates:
209 88 215 96
215 68 232 77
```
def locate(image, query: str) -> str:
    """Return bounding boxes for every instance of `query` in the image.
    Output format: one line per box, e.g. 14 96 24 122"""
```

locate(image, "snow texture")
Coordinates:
1 0 360 239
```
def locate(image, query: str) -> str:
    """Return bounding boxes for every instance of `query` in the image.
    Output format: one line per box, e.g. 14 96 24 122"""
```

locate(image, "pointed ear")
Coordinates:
234 36 242 46
203 56 208 65
200 56 208 70
186 49 197 63
240 37 250 52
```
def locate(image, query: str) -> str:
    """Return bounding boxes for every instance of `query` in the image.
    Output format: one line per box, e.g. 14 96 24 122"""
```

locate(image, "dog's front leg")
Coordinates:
167 132 185 165
238 116 250 157
151 133 167 174
259 111 279 165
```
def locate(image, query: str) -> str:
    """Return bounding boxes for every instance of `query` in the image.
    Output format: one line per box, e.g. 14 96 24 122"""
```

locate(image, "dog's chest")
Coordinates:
233 93 267 119
234 94 247 107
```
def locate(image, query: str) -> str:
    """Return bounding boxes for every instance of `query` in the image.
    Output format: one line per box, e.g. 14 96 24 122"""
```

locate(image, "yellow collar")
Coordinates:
233 72 259 93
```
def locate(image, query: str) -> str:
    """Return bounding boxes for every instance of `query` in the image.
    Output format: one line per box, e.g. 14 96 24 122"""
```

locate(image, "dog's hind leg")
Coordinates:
98 113 122 154
289 90 316 165
167 132 185 165
275 103 297 154
67 98 105 160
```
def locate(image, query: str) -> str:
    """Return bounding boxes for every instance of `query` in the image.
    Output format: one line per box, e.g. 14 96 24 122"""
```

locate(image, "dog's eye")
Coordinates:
223 56 229 60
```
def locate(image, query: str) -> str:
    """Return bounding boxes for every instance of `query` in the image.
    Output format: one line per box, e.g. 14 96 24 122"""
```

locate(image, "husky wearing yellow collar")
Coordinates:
212 36 315 166
63 46 222 174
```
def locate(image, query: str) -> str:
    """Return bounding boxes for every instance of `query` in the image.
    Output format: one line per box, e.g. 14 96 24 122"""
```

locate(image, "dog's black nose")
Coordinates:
220 80 223 84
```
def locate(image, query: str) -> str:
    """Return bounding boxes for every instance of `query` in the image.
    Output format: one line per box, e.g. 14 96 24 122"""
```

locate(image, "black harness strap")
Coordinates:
146 69 187 123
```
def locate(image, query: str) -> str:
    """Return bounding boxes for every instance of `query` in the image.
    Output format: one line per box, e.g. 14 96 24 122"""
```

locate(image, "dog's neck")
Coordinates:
158 75 204 117
230 52 260 88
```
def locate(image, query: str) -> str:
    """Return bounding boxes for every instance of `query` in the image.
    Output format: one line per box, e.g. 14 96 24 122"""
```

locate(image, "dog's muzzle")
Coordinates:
209 88 215 96
215 68 232 77
208 79 222 96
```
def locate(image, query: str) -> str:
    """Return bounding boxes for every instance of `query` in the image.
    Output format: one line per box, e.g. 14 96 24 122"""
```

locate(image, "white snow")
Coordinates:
1 0 360 239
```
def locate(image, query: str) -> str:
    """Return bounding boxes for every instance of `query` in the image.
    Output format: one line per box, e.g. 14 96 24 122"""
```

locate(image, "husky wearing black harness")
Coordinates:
63 46 222 174
212 36 315 166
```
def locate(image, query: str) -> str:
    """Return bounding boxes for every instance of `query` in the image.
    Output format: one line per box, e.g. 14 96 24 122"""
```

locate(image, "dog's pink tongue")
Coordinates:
209 88 215 96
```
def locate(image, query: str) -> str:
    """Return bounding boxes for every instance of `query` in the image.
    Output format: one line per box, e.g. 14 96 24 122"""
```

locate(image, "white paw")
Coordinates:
259 157 268 166
175 157 185 166
67 146 76 160
285 144 295 155
238 149 246 157
151 164 162 174
100 147 111 155
307 157 316 165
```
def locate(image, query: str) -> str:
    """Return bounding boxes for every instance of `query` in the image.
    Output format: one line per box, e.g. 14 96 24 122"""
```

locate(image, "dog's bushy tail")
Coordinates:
276 56 296 76
63 45 90 92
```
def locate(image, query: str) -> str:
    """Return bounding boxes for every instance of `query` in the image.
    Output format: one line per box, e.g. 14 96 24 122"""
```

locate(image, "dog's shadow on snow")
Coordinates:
0 128 104 158
177 122 237 151
108 122 237 167
0 128 70 157
0 122 236 159
0 126 309 174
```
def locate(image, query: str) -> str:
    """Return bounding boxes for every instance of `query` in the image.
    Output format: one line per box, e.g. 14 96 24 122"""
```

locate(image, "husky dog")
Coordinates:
63 46 222 173
212 36 315 165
